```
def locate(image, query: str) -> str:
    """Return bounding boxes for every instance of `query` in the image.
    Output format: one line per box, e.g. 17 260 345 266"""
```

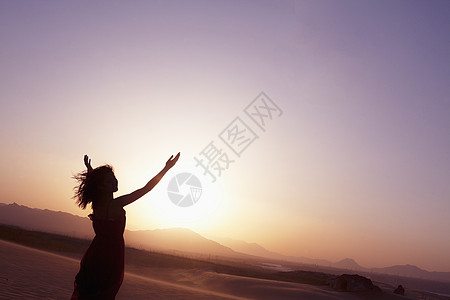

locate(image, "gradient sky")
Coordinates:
1 0 449 272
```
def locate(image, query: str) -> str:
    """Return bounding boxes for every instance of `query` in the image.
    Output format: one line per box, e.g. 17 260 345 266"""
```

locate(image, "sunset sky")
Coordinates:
1 0 449 272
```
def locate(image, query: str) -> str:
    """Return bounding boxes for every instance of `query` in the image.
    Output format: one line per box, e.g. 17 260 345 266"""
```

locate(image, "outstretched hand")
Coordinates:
84 155 93 172
165 152 180 171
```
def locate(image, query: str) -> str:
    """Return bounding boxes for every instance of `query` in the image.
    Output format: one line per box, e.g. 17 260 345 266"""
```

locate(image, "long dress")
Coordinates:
71 209 126 300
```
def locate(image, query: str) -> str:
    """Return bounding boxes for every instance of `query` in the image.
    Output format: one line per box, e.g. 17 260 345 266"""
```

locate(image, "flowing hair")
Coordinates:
73 165 114 209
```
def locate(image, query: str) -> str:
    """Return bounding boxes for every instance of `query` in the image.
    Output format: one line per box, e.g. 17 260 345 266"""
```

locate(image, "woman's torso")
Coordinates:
92 200 124 221
90 201 126 238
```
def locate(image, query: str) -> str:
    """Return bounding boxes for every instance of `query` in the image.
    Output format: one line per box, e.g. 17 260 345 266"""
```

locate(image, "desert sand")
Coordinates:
0 240 406 299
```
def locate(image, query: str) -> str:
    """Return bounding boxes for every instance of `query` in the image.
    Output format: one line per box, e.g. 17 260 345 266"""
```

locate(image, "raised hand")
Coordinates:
114 152 181 208
84 155 93 172
165 152 180 171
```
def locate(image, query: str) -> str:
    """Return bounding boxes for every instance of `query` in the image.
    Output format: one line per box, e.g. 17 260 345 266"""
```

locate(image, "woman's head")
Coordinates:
73 165 118 209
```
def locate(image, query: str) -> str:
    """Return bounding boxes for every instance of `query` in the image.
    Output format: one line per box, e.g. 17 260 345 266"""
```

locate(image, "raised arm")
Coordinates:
115 152 180 207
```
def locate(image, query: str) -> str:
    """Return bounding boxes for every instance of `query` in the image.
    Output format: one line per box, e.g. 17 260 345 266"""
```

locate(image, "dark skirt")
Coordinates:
71 210 126 300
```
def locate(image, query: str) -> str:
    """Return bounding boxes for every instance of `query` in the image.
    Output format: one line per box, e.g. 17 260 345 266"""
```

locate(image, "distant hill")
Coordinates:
1 202 449 282
0 202 243 258
207 236 450 283
211 236 289 260
333 258 364 271
125 228 242 258
0 202 93 239
371 264 450 283
212 236 333 266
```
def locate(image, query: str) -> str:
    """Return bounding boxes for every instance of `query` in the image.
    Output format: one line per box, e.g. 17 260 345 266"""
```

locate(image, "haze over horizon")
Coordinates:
1 1 449 272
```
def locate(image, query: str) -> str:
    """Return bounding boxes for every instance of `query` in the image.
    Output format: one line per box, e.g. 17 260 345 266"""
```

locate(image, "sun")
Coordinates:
157 165 225 227
125 161 227 233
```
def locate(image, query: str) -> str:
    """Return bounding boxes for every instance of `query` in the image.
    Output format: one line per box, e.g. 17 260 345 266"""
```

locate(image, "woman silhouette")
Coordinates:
71 153 180 300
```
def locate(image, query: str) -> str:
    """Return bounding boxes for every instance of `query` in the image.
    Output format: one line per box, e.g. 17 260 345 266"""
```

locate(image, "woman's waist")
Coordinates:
93 233 124 240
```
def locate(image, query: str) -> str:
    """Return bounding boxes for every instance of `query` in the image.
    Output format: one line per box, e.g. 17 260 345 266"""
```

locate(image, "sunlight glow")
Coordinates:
124 161 226 233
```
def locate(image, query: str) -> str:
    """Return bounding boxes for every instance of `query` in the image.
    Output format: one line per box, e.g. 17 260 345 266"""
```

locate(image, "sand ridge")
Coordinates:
0 240 403 299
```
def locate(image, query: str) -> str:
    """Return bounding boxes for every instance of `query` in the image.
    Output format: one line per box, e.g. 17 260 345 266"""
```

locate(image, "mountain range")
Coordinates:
1 202 449 282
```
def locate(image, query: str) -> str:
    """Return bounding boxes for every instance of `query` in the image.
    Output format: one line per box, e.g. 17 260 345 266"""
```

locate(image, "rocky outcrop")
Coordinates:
329 274 382 292
394 285 405 295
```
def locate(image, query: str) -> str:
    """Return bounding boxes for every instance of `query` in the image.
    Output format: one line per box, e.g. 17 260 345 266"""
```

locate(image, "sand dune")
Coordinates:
0 240 236 300
1 240 407 299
